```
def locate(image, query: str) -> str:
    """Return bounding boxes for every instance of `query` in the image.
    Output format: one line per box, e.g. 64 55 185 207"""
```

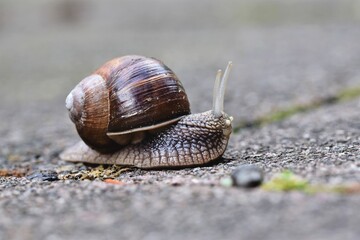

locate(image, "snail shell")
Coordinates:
62 56 233 169
65 55 190 153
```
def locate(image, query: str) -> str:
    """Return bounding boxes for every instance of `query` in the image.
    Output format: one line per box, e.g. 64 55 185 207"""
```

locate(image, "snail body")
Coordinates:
61 55 233 169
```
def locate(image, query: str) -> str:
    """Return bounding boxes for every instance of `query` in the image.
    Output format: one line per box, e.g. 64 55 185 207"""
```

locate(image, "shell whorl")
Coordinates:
66 74 115 152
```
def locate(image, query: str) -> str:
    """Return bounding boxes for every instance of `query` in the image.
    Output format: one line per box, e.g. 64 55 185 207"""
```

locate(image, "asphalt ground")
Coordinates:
0 1 359 239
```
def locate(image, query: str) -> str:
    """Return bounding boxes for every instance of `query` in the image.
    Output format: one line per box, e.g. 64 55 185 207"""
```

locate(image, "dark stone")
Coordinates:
27 170 59 181
231 164 264 188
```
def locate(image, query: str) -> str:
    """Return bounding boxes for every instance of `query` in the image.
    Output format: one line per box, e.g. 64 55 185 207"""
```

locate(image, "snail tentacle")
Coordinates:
213 61 233 117
212 69 222 117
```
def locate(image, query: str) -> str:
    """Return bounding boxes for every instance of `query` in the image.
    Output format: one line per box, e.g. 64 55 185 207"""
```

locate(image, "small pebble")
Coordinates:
220 177 233 187
27 170 59 181
231 164 264 188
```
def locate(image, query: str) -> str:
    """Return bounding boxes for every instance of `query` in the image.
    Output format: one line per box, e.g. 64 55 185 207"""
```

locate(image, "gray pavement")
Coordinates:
1 1 360 240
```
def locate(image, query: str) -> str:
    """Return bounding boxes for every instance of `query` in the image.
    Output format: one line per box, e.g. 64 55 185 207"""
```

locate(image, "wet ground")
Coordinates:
0 1 360 239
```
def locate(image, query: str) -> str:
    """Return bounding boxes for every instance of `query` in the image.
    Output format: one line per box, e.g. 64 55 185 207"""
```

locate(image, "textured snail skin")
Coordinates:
60 111 232 169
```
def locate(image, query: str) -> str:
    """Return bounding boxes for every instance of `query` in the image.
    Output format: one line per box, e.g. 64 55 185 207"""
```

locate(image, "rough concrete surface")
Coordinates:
1 1 360 240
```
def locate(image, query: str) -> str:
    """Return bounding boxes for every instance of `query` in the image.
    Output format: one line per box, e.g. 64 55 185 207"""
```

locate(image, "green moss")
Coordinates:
262 170 360 194
233 103 318 132
336 86 360 102
258 104 312 125
262 170 310 192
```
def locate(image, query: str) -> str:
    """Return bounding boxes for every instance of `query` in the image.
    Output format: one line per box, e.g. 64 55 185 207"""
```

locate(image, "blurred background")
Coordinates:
0 0 360 123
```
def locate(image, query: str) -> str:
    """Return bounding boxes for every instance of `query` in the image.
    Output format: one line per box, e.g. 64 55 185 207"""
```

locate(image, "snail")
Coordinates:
60 55 233 169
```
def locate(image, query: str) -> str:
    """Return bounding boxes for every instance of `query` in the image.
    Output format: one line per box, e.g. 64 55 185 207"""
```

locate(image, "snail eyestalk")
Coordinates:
213 61 233 117
213 69 222 116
